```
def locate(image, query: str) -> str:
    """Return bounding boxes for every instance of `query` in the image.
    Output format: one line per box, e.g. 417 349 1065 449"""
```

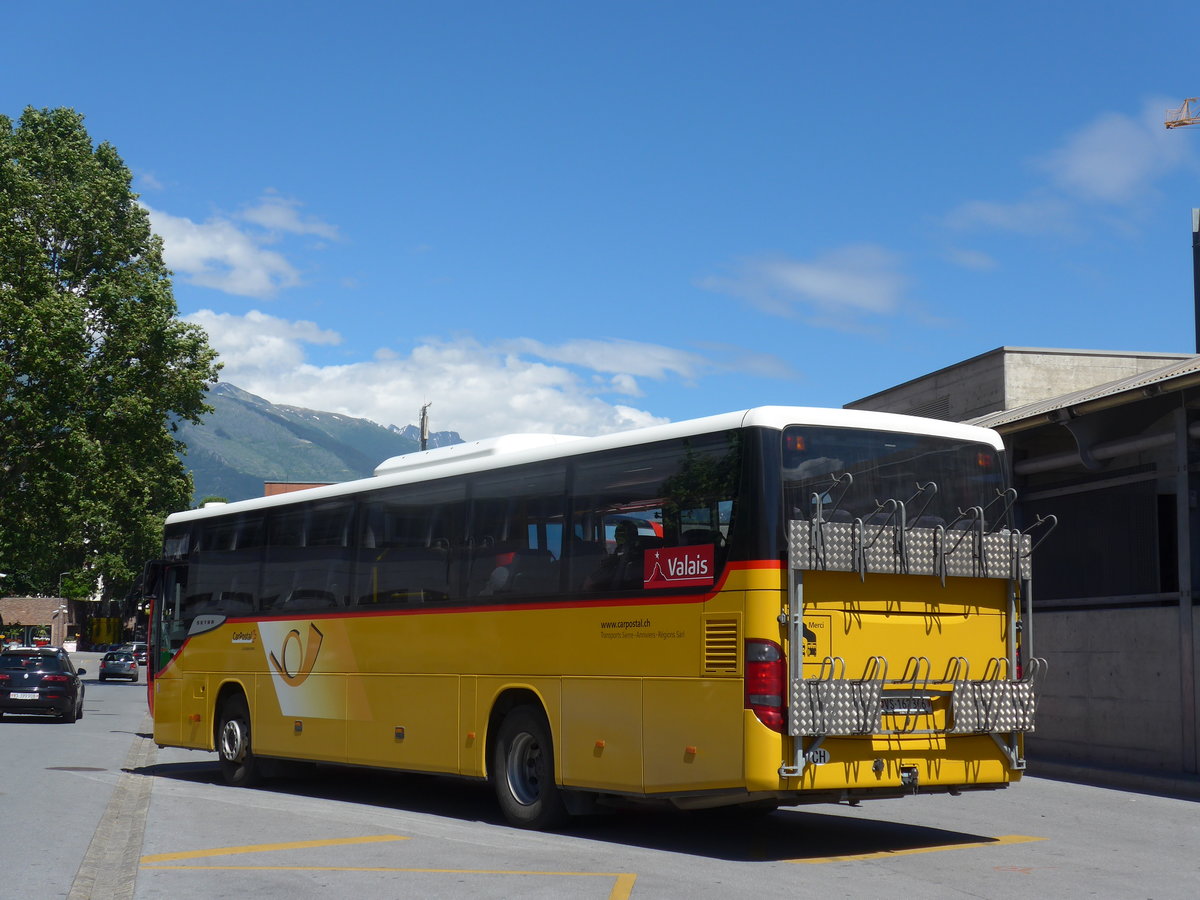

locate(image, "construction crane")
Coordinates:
1165 98 1199 128
1163 98 1200 354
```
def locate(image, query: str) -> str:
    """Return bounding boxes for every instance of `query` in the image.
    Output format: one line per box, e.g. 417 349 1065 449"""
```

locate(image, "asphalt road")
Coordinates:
4 651 1199 899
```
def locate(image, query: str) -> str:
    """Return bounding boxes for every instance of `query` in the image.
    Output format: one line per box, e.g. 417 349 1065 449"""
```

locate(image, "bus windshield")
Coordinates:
782 425 1008 528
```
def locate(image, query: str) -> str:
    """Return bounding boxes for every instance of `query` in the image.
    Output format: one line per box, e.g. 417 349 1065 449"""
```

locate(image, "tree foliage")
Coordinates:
0 107 219 599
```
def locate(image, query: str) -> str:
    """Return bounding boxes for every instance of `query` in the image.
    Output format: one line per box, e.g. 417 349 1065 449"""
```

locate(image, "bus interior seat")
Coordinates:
507 547 557 593
283 588 340 609
681 529 723 546
567 538 605 589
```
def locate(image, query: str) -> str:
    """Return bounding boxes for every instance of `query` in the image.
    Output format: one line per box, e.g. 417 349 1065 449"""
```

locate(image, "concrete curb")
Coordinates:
1028 758 1200 802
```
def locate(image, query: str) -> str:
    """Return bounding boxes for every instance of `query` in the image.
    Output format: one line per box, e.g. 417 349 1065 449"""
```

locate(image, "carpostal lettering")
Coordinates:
601 618 650 630
231 631 256 644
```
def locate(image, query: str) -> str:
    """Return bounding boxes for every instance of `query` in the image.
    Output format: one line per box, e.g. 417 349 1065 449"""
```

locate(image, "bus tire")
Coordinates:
217 694 261 787
491 706 567 830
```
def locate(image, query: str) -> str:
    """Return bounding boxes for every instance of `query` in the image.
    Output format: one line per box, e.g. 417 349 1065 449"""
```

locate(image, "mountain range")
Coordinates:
174 383 462 504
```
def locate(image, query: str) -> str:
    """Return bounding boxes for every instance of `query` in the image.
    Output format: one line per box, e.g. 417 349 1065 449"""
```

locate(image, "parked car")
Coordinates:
98 651 138 682
0 647 86 722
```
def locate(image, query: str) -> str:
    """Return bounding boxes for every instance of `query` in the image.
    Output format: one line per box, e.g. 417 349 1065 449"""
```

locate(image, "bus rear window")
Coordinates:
782 426 1007 528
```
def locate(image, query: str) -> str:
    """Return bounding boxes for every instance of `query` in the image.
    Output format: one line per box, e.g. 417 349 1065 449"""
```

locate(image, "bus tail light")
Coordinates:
745 639 786 733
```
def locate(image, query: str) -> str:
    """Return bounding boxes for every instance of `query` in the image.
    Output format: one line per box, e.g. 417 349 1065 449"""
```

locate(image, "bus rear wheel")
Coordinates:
491 706 567 830
217 695 261 787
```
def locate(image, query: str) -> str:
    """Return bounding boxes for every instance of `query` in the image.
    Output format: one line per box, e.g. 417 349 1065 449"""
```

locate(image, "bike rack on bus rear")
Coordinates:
781 479 1055 779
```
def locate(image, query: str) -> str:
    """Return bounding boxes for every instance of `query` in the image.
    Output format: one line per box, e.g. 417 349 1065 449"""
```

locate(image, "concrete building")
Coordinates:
848 347 1192 422
849 347 1200 780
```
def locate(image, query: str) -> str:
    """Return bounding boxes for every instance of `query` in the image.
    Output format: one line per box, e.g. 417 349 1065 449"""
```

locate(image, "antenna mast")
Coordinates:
419 402 432 451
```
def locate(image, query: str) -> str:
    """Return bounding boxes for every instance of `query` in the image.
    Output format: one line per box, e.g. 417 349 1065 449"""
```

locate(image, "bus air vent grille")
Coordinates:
703 616 740 674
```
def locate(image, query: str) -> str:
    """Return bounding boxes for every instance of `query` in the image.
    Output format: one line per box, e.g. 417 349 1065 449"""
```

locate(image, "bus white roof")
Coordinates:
373 434 585 477
166 406 1003 524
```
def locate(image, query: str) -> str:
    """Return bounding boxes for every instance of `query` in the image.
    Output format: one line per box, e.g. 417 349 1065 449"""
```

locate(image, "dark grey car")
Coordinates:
0 648 87 722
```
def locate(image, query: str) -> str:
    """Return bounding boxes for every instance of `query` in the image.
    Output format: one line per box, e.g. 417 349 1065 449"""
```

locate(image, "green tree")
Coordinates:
0 107 219 600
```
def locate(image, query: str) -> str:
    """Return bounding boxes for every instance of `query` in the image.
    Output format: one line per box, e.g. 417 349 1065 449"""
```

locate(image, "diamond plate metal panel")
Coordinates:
949 679 1039 733
789 519 1032 580
790 679 883 736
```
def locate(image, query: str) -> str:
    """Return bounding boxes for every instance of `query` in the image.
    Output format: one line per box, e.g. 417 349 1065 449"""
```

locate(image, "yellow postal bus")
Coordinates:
143 407 1050 828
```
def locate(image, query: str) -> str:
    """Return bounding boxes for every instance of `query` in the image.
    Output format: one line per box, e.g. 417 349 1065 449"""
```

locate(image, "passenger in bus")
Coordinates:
584 520 641 591
479 549 516 595
567 536 605 590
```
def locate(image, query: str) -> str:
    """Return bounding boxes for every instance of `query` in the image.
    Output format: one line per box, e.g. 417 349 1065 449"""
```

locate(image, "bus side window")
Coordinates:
469 462 566 598
356 481 464 605
190 514 265 618
569 435 740 593
260 501 354 612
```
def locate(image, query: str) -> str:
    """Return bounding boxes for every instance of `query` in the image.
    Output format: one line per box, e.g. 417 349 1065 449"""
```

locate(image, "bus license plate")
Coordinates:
881 696 933 715
10 692 39 700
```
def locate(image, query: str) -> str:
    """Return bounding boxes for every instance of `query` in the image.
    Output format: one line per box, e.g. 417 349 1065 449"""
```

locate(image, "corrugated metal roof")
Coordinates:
968 354 1200 429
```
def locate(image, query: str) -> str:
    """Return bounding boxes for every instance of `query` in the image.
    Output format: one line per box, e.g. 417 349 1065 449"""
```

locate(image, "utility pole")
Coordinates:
1164 99 1200 352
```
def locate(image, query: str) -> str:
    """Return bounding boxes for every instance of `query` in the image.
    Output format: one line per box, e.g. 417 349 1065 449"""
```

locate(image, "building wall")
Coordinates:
1028 607 1187 772
1000 393 1199 777
0 597 75 647
1001 349 1190 412
846 349 1007 421
847 347 1191 422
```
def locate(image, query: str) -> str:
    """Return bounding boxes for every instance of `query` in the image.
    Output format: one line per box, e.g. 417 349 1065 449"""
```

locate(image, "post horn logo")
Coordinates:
268 623 324 687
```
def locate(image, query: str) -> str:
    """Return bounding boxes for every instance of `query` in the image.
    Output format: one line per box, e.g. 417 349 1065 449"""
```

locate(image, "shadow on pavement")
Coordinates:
136 756 1005 862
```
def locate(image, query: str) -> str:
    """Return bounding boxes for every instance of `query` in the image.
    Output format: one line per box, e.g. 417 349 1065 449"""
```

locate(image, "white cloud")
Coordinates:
145 193 338 299
699 245 909 320
183 310 682 438
136 171 165 192
147 205 302 298
186 309 341 375
608 373 642 396
943 247 1000 271
1037 101 1190 204
239 193 340 240
506 337 707 380
945 99 1196 237
943 194 1075 236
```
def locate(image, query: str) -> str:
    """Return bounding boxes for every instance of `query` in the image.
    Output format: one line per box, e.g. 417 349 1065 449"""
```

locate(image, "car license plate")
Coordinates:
10 692 38 700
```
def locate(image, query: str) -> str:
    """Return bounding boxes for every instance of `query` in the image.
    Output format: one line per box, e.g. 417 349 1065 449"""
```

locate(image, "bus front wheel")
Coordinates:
217 695 261 787
491 706 567 829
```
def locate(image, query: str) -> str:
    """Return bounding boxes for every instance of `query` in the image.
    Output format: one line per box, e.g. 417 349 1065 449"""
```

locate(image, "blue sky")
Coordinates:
5 2 1200 439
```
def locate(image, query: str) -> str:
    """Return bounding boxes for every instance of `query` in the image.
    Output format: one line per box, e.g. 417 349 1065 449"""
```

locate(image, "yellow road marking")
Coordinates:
140 836 637 899
789 833 1044 863
141 864 636 899
140 834 407 863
